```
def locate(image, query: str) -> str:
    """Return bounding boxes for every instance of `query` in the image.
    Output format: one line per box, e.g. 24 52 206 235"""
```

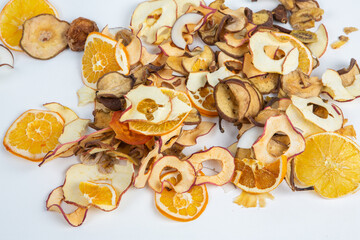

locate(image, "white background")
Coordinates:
0 0 360 239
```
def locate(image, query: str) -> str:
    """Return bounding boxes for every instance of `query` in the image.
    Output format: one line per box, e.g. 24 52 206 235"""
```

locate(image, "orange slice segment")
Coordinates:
3 109 64 161
82 32 121 89
79 181 117 207
128 88 192 136
0 0 58 51
115 40 130 75
294 132 360 198
187 86 218 117
272 32 314 75
232 155 287 193
155 171 208 222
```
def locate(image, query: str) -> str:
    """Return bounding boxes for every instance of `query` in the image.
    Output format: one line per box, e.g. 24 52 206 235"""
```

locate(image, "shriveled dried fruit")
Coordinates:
278 0 296 11
90 110 113 130
250 10 273 26
272 4 288 24
249 73 279 94
337 58 360 87
281 70 322 98
343 27 358 35
289 8 324 30
66 17 99 51
331 35 349 49
176 121 215 146
290 30 317 43
20 14 69 60
182 45 215 73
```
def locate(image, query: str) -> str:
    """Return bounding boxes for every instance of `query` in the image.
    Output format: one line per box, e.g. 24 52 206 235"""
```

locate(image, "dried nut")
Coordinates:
20 14 69 60
290 30 317 43
281 70 322 98
272 4 288 24
343 27 358 35
289 8 324 30
331 35 349 49
66 17 99 51
279 0 296 11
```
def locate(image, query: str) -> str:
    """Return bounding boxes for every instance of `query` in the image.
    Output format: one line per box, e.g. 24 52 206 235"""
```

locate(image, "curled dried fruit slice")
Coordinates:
182 45 215 73
252 115 305 164
148 156 196 193
306 24 328 59
115 41 130 75
0 44 14 68
232 155 287 193
3 110 65 161
46 186 88 227
155 171 208 222
63 162 134 211
290 95 343 132
338 58 360 87
171 13 204 49
281 70 322 98
77 86 96 106
20 14 69 60
187 147 235 186
176 121 215 146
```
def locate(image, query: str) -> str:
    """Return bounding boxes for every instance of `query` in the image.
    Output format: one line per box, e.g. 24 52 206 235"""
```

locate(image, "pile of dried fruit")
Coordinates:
1 0 360 227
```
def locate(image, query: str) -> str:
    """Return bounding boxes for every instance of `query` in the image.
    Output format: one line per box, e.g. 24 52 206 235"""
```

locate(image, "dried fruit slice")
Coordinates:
63 162 134 211
174 0 204 17
252 115 305 164
77 86 96 106
0 0 58 51
114 41 130 75
0 44 14 68
20 14 69 60
232 155 287 193
176 121 215 146
128 88 192 136
58 118 89 144
79 181 117 207
82 32 120 89
155 171 208 222
148 156 196 193
46 186 88 227
294 132 360 198
182 45 215 72
3 110 64 161
187 147 235 186
322 69 356 102
43 103 78 124
130 0 177 44
307 24 328 58
171 13 204 49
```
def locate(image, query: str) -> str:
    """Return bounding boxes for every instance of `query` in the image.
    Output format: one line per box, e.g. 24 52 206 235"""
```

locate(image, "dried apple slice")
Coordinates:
134 142 161 189
20 14 69 60
159 125 183 152
58 118 89 144
115 41 130 75
249 73 279 94
43 102 78 124
252 115 305 164
63 162 134 211
338 58 360 87
281 70 322 98
148 156 196 193
290 95 343 132
206 66 233 87
0 44 14 68
130 0 177 44
187 147 235 186
171 13 204 49
46 186 88 227
223 32 248 48
183 108 201 125
176 121 215 146
243 52 266 78
182 45 215 72
322 69 355 102
307 24 328 58
159 41 185 57
249 31 299 75
215 42 248 58
220 7 247 32
174 0 204 17
77 86 96 106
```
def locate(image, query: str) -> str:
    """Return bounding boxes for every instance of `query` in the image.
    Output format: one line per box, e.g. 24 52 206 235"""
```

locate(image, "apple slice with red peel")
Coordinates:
322 69 355 102
237 126 264 149
217 51 242 69
159 125 183 152
307 24 328 58
0 44 14 68
148 156 196 193
182 45 215 73
290 95 343 132
224 32 248 48
252 115 305 164
134 142 161 189
215 42 248 58
187 147 235 186
186 71 208 92
63 162 134 211
58 118 90 144
43 102 79 124
159 41 185 57
171 13 204 49
249 31 299 75
176 121 215 146
243 52 266 79
46 186 88 227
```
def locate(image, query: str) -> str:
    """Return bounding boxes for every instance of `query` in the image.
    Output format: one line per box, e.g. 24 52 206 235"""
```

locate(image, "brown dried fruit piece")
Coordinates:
90 110 113 130
279 0 296 11
249 73 280 94
289 8 324 30
337 58 360 87
66 17 99 51
290 30 317 43
249 10 273 26
281 69 322 98
331 35 349 49
272 4 288 24
343 27 358 35
295 0 320 10
20 14 69 60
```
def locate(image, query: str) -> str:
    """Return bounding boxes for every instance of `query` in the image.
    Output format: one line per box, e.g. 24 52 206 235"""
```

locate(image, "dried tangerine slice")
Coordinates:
272 32 314 75
82 32 121 89
128 88 192 136
0 0 58 51
79 181 117 207
294 132 360 198
155 171 208 222
3 109 64 161
232 155 287 193
187 86 218 117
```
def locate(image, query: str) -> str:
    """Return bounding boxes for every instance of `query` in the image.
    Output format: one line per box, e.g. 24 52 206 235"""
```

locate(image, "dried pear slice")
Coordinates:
176 121 215 146
20 14 70 60
214 82 239 122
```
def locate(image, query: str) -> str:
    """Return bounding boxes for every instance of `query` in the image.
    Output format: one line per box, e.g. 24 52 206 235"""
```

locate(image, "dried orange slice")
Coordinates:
0 0 58 51
273 32 314 75
128 88 192 136
232 155 287 193
3 109 64 161
187 86 218 117
294 132 360 198
155 171 208 222
82 32 121 89
79 181 117 207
